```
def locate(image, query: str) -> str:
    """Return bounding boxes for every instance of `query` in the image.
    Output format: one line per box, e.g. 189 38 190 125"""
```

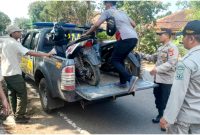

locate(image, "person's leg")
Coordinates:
4 77 17 114
152 83 162 123
167 121 190 134
4 75 28 123
160 84 172 114
111 38 137 84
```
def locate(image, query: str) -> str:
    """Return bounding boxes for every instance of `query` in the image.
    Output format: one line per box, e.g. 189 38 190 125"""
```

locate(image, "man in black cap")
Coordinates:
140 28 179 126
160 20 200 134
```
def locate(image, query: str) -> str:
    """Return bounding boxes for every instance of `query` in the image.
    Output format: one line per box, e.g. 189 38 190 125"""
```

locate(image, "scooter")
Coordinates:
98 41 142 77
66 35 101 86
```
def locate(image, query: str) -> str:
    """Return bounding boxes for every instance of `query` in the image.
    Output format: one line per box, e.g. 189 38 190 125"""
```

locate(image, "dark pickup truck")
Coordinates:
21 23 156 112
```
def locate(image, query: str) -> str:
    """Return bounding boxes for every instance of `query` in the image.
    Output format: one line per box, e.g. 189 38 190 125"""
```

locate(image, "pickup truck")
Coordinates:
21 22 157 112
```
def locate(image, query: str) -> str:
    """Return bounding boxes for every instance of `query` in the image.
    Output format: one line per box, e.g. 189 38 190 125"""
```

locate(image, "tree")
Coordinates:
176 1 190 10
117 1 169 54
187 1 200 20
157 11 172 19
28 1 96 25
13 17 32 30
28 1 46 23
0 11 11 33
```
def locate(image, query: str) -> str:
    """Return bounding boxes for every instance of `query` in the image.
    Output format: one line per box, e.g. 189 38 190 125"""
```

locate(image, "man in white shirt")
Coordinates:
1 25 51 124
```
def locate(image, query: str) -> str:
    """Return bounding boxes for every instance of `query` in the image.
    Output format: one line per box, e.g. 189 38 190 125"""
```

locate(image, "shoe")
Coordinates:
161 128 166 132
114 82 128 88
128 76 138 92
3 115 16 127
15 116 30 124
152 115 161 123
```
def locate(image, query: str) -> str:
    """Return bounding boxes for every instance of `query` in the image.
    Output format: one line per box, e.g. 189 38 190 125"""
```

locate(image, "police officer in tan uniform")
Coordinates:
141 28 179 126
160 20 200 134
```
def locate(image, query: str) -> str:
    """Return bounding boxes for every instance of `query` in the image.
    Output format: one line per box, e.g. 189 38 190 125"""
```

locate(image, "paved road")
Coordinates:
1 70 165 134
55 70 164 134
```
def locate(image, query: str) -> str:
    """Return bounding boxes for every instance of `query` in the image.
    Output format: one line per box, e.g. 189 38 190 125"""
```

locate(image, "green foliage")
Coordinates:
96 31 114 40
118 1 168 24
13 17 32 30
173 36 187 57
137 27 160 54
28 1 95 25
188 1 200 20
157 11 172 19
28 1 46 22
0 11 11 32
117 1 168 54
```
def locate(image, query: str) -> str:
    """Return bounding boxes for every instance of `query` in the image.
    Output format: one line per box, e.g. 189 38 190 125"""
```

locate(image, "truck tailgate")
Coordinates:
76 78 157 101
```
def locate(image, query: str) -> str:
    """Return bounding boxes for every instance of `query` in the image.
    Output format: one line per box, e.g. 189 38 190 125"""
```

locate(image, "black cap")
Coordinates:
103 1 117 5
181 20 200 36
157 28 172 36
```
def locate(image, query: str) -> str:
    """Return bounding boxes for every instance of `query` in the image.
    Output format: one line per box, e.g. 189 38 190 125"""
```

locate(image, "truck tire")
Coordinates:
38 78 64 113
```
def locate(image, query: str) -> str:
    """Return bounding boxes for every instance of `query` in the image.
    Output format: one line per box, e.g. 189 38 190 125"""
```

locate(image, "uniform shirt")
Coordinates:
0 39 3 81
98 6 138 40
0 37 29 76
142 41 179 84
164 45 200 124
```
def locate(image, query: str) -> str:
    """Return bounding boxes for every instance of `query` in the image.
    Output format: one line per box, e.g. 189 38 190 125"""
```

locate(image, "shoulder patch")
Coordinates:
175 64 185 80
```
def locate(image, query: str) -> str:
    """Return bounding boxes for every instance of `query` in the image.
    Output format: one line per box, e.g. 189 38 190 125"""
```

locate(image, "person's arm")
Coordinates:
0 82 10 116
83 10 108 36
140 52 157 62
129 17 136 28
27 51 52 57
84 20 104 36
162 61 191 124
17 43 52 57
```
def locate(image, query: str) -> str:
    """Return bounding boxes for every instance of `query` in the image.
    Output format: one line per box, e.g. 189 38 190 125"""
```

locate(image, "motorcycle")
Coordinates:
98 41 142 77
86 28 142 78
65 35 101 86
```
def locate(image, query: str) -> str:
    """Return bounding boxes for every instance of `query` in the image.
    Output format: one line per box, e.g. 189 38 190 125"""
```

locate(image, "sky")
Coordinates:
0 0 179 23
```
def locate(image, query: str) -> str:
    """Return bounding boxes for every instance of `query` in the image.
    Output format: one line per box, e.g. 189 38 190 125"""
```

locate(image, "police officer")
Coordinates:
160 20 200 134
82 1 138 91
1 25 51 123
140 28 179 125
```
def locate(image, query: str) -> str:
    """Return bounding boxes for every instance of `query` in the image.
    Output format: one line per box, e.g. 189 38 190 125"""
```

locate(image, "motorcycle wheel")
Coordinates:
83 59 100 86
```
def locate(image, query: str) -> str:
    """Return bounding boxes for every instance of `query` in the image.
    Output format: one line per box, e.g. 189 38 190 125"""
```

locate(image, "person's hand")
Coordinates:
150 67 157 76
1 99 10 116
81 33 87 38
46 52 54 57
160 117 168 130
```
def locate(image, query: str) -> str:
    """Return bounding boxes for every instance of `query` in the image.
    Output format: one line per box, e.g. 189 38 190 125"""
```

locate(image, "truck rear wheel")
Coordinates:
39 78 52 113
38 78 64 113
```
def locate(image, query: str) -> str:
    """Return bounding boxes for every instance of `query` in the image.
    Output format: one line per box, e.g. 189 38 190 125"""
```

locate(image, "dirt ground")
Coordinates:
2 79 89 134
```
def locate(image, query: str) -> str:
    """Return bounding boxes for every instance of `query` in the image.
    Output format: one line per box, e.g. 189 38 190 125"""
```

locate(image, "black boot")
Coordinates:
152 110 163 123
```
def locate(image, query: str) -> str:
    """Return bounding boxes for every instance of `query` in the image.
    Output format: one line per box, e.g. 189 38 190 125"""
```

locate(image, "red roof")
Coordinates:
155 10 189 32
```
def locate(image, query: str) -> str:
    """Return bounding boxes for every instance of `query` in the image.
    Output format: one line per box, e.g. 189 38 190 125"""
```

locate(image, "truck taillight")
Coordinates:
61 65 75 91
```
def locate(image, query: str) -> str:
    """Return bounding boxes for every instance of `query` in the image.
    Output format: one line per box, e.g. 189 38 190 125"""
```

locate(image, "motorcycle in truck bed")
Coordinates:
20 22 157 113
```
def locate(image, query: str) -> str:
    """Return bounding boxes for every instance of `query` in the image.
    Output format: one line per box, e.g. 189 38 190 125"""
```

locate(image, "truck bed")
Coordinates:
76 73 156 101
